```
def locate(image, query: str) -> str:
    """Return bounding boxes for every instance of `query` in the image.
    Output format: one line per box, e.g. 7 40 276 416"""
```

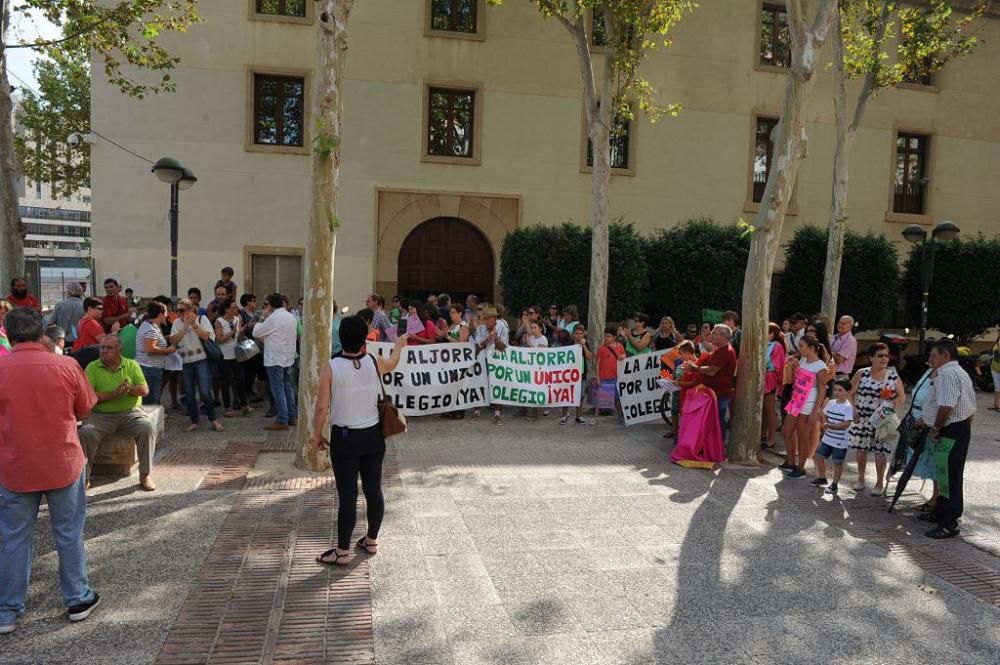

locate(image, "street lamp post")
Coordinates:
901 221 960 355
151 158 197 301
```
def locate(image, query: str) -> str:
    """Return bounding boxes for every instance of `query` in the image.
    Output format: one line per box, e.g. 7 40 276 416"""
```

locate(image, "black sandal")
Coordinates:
925 525 960 539
316 548 350 565
915 502 936 513
356 537 378 555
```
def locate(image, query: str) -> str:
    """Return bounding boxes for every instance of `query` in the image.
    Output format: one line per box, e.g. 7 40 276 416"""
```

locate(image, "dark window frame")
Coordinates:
252 73 306 148
753 116 778 203
586 111 633 171
894 132 929 215
429 0 478 34
759 3 792 68
426 86 477 159
255 0 306 18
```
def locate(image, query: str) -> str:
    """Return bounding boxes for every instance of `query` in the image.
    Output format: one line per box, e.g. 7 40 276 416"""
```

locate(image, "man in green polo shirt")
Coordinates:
79 336 157 491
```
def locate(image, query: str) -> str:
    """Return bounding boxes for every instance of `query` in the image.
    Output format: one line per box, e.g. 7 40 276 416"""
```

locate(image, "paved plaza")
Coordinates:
2 396 999 665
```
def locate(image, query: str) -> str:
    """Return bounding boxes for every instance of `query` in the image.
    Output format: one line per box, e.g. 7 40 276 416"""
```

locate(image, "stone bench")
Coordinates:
91 405 165 477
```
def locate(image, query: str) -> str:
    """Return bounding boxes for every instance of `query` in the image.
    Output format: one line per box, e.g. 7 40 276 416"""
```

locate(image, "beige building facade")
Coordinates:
91 0 1000 308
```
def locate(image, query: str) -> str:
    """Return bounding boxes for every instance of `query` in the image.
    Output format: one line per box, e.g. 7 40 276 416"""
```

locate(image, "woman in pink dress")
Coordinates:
670 384 726 469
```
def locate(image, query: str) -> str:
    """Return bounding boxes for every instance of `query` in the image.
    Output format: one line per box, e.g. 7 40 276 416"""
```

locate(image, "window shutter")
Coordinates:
277 255 303 304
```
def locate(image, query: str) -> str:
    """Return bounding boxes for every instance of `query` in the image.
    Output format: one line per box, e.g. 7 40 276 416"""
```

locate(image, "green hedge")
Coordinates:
643 217 750 327
777 225 900 330
902 233 1000 343
498 220 648 323
501 218 998 340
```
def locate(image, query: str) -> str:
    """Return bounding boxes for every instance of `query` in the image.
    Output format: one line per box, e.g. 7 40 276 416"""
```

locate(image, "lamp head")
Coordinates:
179 168 197 191
901 224 927 245
932 220 960 242
152 157 184 185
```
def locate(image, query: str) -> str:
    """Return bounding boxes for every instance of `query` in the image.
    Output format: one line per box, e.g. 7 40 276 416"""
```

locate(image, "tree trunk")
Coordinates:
821 1 887 318
295 0 353 472
821 10 849 318
732 0 836 463
0 2 25 291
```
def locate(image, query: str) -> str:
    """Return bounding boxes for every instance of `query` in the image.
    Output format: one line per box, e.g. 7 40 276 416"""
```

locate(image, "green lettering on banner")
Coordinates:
934 436 956 499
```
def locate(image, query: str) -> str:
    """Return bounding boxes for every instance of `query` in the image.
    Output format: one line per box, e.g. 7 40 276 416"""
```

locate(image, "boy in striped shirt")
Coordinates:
812 379 854 494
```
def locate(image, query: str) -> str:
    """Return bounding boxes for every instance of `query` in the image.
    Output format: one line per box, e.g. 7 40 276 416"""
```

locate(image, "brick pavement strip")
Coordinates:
152 437 401 665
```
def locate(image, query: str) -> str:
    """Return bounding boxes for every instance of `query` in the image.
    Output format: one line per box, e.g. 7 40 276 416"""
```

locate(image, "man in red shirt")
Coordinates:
685 323 737 437
101 278 132 333
0 308 101 633
5 277 41 312
72 298 108 352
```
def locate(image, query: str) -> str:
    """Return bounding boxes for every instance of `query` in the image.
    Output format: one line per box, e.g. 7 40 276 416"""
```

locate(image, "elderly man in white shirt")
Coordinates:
252 293 299 431
918 339 977 540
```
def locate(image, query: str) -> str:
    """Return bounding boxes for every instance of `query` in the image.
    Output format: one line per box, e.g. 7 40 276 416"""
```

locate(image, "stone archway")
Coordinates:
375 189 521 300
397 217 494 301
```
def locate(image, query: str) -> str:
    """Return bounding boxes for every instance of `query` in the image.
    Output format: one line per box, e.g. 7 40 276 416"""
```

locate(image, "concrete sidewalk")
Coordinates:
0 395 998 665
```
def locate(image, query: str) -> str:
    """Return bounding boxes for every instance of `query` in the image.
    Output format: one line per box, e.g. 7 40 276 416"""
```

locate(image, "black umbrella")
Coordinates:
888 428 929 513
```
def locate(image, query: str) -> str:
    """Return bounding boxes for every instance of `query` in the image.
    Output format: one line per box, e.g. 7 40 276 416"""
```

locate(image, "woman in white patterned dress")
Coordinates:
848 342 906 494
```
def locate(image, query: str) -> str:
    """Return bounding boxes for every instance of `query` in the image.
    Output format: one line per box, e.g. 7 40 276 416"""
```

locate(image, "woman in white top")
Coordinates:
780 335 832 479
312 316 408 566
215 299 251 417
135 302 176 405
170 298 224 432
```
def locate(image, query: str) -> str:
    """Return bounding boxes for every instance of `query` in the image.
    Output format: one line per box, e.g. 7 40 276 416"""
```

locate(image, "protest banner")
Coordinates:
617 350 671 426
784 369 817 416
368 342 489 416
487 346 584 407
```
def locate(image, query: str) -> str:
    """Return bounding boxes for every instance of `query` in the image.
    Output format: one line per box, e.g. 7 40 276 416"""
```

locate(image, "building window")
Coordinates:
251 252 303 305
753 117 778 203
586 112 632 171
252 74 305 147
590 10 607 47
427 87 476 158
760 3 791 68
901 56 934 86
430 0 477 34
894 132 929 214
256 0 305 17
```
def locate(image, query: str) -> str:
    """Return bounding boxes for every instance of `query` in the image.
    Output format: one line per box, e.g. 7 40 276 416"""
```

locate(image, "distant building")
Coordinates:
90 1 1000 309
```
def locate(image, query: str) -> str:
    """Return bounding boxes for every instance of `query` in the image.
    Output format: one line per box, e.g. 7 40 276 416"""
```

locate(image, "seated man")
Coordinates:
79 336 157 491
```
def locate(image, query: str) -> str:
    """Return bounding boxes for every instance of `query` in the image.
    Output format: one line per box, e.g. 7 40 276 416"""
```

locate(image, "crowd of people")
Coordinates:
0 273 985 633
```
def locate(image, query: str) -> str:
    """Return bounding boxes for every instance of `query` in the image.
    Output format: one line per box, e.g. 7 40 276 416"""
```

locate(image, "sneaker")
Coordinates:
870 484 884 496
575 417 586 424
560 416 568 425
0 623 14 635
778 463 796 472
469 410 480 423
494 414 503 426
542 410 550 417
809 478 828 487
825 483 839 495
852 481 866 492
67 593 100 622
786 468 806 479
526 415 537 421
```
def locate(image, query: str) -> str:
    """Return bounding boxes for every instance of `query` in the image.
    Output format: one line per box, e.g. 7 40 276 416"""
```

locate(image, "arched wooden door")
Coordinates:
397 217 494 301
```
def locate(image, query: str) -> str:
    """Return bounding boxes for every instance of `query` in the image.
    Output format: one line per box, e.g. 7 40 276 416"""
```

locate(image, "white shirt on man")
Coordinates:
252 307 297 368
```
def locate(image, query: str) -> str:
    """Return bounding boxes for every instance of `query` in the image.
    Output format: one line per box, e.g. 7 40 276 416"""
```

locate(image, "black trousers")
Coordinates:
331 424 386 549
219 358 247 408
934 418 972 527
